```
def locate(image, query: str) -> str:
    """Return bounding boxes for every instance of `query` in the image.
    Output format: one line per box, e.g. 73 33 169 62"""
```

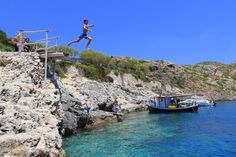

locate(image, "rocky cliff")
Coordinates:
0 52 156 156
0 52 65 156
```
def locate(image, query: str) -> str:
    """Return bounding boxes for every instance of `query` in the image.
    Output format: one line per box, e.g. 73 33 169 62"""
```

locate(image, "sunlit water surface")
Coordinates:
63 101 236 157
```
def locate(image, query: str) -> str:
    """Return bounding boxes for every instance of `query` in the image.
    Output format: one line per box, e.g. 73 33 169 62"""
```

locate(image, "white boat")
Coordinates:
181 98 216 107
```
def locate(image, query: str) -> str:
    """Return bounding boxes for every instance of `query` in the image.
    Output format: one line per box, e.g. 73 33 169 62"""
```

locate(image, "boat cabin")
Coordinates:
149 95 192 108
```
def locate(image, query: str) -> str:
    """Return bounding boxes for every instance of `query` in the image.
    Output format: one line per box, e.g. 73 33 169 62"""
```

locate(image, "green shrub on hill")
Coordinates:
76 64 98 80
0 30 14 52
74 50 150 81
112 58 150 81
175 75 187 88
0 43 14 52
55 62 67 78
79 50 111 67
78 50 111 80
0 30 8 43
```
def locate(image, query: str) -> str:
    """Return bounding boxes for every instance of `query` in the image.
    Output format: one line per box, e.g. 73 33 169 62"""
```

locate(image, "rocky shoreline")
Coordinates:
1 52 236 156
0 52 156 156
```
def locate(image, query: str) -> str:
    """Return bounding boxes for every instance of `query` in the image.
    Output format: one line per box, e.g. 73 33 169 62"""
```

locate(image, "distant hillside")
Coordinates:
195 61 225 66
57 50 236 101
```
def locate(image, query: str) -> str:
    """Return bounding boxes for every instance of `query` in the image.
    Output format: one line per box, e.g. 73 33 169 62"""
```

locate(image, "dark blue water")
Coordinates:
63 101 236 157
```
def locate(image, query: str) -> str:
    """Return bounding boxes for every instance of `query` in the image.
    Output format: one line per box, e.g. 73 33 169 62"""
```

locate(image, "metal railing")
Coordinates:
34 36 59 51
17 30 58 80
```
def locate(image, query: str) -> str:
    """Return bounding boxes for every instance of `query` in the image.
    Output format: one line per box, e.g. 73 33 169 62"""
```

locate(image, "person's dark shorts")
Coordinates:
79 33 88 39
84 106 91 111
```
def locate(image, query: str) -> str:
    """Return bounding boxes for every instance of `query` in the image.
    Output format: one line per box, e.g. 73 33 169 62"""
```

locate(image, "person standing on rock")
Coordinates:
67 19 95 49
112 97 123 122
84 100 92 114
112 97 120 113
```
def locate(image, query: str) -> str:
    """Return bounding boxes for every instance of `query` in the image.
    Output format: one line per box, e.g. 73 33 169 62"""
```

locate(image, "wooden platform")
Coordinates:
39 51 64 59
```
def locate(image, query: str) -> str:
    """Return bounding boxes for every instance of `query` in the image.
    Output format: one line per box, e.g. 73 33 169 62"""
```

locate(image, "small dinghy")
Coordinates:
181 98 216 107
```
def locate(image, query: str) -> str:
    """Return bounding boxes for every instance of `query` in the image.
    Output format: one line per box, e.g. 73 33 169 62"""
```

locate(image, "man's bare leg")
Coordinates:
67 38 82 46
85 37 92 49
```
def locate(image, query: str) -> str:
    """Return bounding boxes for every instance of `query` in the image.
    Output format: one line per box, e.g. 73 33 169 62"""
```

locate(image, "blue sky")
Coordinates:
1 0 236 64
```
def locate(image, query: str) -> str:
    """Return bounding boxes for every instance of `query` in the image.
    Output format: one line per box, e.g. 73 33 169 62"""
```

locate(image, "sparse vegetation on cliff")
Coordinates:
0 30 14 52
55 50 236 100
73 50 150 81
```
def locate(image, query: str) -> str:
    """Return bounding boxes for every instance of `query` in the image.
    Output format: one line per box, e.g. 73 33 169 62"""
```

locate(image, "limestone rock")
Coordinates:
0 52 64 157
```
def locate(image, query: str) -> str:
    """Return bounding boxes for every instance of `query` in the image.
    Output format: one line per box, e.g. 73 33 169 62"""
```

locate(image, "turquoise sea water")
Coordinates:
63 101 236 157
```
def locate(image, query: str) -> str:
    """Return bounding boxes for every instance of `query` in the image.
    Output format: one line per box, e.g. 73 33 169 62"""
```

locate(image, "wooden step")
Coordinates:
39 51 64 59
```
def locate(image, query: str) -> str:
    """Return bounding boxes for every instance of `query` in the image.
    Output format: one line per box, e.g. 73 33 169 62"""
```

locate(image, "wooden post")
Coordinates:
52 60 56 79
18 31 23 52
44 31 49 80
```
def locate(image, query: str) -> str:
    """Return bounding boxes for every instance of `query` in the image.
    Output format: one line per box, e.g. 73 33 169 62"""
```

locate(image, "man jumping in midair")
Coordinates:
67 19 95 49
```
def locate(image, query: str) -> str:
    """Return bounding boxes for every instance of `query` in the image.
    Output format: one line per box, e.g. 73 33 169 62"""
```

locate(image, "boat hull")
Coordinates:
198 103 216 107
147 105 199 113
